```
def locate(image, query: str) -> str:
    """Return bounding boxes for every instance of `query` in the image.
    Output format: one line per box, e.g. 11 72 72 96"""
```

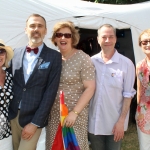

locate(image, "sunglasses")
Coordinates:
0 49 6 55
55 33 72 38
140 40 150 45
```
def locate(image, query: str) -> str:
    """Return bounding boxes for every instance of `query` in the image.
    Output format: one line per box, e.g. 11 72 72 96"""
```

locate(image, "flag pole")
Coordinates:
60 90 66 150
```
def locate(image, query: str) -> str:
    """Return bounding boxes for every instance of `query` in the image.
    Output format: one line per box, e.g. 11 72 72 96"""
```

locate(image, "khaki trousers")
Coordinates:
10 111 42 150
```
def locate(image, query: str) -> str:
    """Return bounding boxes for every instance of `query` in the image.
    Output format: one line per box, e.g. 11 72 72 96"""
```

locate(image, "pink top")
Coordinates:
136 58 150 134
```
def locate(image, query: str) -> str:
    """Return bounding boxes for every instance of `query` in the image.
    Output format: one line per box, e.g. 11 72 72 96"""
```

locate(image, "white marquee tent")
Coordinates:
0 0 150 63
0 0 150 149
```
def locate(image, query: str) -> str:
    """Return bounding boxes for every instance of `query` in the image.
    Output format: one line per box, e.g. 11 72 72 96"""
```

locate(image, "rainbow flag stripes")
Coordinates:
51 91 80 150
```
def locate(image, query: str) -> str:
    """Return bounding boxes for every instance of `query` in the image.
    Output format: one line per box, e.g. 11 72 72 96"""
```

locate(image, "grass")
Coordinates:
89 122 139 150
121 122 139 150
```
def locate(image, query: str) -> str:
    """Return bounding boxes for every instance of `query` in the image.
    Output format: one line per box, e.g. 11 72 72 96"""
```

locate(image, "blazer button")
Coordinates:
23 88 26 91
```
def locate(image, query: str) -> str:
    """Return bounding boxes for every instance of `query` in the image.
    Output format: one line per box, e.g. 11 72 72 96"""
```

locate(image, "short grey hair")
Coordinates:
97 24 116 36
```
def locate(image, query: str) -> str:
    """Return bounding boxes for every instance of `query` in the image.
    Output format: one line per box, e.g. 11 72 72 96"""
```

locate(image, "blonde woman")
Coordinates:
0 39 14 150
136 29 150 150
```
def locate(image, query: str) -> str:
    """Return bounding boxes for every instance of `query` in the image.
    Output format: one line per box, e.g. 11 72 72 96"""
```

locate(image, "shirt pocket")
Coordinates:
107 68 123 89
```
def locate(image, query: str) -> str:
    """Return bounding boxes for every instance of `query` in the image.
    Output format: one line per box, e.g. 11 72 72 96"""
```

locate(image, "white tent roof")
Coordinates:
0 0 150 63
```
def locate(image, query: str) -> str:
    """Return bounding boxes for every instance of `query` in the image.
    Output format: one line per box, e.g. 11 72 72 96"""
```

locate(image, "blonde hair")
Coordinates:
139 29 150 46
51 21 80 47
0 40 14 68
5 54 9 68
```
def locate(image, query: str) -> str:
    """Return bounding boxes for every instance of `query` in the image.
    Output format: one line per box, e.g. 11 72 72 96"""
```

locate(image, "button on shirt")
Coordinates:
88 50 136 135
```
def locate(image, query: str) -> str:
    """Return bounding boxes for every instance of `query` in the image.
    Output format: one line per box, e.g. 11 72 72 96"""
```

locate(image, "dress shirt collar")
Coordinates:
38 43 44 53
95 49 120 64
26 43 44 55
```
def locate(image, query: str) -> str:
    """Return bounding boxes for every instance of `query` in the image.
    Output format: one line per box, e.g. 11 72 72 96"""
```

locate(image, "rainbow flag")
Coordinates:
52 91 80 150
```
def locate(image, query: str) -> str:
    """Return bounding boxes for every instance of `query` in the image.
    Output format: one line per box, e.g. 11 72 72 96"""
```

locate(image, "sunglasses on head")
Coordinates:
0 49 6 55
55 33 72 38
140 40 150 45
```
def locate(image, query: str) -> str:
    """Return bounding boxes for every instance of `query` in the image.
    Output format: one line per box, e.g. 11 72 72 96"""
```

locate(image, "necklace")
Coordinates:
62 48 74 60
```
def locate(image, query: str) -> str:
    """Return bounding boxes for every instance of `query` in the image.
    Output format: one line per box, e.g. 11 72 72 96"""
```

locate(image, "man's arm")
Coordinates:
31 51 62 126
112 97 132 142
22 51 62 140
112 59 136 142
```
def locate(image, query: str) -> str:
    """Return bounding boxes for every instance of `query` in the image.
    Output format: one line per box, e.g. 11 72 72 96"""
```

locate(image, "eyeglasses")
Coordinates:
140 40 150 45
0 43 5 46
55 33 72 38
0 49 6 55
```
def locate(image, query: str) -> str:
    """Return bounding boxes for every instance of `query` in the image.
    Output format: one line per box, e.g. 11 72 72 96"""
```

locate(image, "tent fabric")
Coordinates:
0 1 150 149
1 0 150 63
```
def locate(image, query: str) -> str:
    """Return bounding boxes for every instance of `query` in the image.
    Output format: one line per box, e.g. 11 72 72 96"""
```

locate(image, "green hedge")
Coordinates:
84 0 149 4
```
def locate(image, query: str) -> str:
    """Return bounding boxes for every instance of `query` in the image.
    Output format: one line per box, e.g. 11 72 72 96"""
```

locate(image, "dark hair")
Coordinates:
26 14 47 28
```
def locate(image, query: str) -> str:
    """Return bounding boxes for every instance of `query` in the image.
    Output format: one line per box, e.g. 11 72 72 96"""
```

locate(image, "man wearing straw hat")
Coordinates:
8 14 62 150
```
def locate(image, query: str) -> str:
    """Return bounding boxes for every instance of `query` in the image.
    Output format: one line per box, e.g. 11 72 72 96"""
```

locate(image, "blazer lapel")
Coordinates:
20 47 26 86
31 56 43 75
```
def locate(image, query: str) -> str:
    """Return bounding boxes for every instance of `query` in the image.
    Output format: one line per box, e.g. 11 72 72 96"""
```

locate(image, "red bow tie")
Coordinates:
26 46 39 54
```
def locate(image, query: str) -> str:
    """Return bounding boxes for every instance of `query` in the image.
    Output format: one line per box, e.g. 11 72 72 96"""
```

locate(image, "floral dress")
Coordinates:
0 71 13 150
135 59 150 134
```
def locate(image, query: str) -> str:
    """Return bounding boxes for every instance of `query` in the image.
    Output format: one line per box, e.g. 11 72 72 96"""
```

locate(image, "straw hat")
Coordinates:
0 39 14 68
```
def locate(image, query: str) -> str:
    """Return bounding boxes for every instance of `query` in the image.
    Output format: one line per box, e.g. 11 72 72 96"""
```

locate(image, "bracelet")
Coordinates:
72 110 79 115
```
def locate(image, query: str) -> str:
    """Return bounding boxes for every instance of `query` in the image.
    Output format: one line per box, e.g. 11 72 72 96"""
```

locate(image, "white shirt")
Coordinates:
23 44 43 83
88 50 136 135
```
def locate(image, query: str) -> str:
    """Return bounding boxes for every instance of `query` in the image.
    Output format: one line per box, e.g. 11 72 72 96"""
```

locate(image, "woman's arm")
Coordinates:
136 64 141 104
73 80 95 113
64 80 95 127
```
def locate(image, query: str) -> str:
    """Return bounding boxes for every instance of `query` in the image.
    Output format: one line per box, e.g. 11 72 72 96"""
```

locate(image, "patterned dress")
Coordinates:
135 58 150 134
0 71 13 150
46 50 95 150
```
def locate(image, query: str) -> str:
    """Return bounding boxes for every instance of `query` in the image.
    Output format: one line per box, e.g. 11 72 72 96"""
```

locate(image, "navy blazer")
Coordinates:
8 44 62 128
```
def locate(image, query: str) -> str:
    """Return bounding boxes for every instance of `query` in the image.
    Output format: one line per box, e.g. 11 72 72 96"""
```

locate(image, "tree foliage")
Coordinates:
84 0 149 4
